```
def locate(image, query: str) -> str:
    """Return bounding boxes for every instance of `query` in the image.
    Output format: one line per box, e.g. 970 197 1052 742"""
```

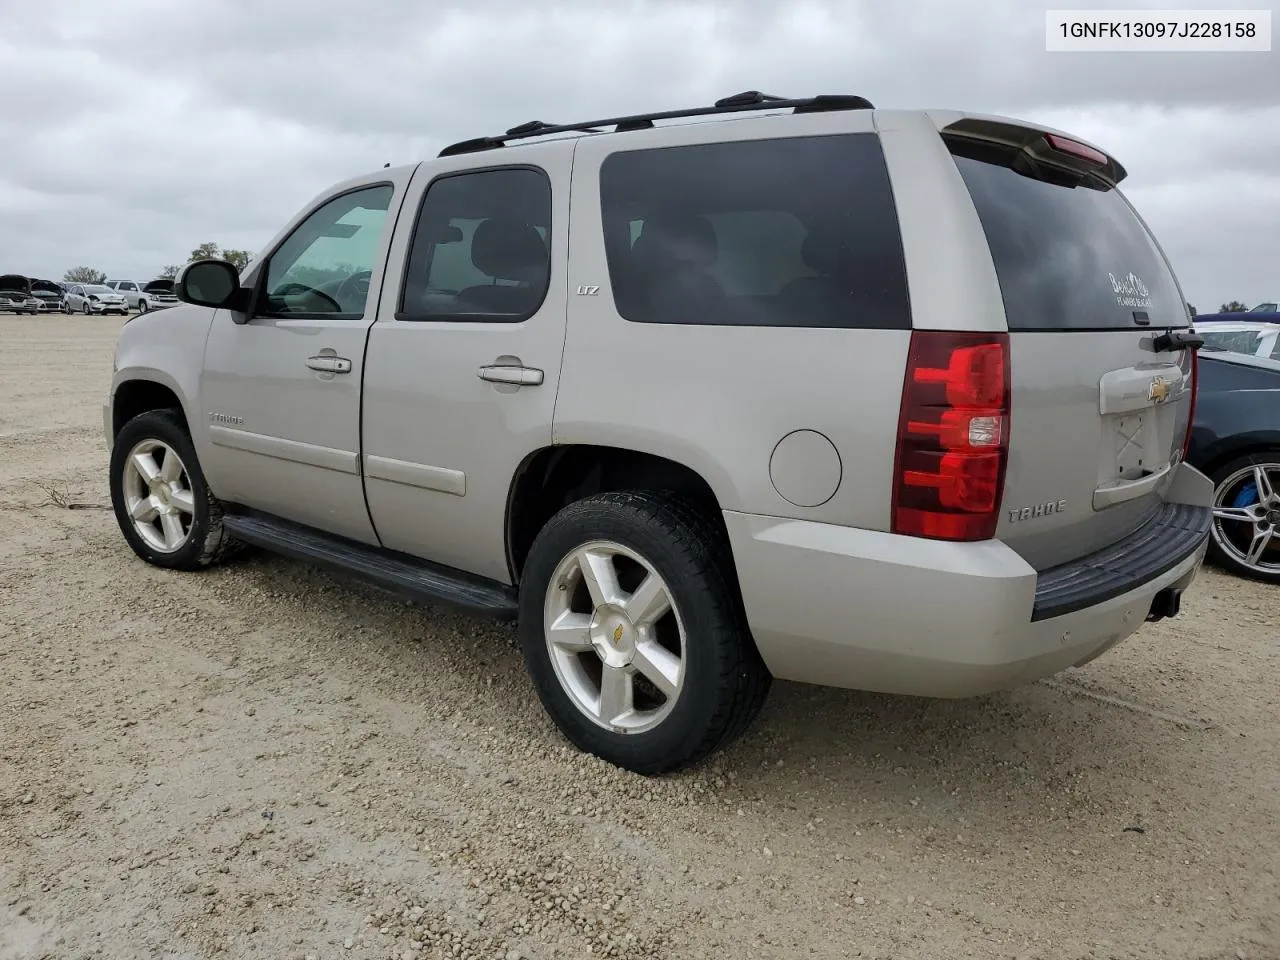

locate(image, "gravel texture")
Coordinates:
1 315 1277 960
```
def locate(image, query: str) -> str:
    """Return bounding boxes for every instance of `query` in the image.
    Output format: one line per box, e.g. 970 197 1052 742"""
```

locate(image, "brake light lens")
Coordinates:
1045 133 1108 167
1181 347 1198 458
892 331 1011 541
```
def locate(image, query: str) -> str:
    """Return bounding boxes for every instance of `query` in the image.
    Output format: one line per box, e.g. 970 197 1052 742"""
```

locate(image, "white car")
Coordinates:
1195 320 1280 361
65 283 129 315
106 279 168 312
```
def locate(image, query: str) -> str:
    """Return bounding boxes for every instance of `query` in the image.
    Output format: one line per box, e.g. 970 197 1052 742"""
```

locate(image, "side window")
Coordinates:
399 167 552 323
120 282 136 291
598 134 912 329
258 183 394 318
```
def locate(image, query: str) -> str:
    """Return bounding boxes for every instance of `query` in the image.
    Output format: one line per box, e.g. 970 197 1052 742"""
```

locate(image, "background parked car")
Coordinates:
1193 319 1280 361
64 283 129 315
140 278 179 310
0 275 41 314
1186 349 1280 584
106 279 169 312
1195 302 1280 325
30 279 68 313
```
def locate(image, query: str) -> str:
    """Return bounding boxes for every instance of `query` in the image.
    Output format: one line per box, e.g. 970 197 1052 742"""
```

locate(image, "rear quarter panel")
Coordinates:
555 112 923 529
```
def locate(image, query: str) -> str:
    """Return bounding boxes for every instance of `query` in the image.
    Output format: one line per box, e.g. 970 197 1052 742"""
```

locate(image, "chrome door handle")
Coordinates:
306 356 352 374
478 364 544 386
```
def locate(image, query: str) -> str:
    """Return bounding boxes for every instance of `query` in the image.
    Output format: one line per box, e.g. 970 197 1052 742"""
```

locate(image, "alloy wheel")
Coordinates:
1211 462 1280 574
121 438 197 554
543 540 686 735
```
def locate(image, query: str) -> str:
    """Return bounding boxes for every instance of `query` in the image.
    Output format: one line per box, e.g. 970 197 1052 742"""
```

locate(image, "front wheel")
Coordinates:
1207 452 1280 584
81 302 90 315
109 409 239 571
137 300 149 313
518 491 771 775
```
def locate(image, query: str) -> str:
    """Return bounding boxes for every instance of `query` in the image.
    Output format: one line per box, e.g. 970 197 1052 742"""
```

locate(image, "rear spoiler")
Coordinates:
937 115 1127 185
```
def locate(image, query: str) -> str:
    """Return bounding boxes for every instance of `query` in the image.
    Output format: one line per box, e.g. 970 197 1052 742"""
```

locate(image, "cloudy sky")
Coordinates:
1 0 1277 311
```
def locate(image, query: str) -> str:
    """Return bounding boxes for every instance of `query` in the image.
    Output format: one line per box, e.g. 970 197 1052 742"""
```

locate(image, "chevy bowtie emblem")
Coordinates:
1147 376 1171 404
613 624 624 643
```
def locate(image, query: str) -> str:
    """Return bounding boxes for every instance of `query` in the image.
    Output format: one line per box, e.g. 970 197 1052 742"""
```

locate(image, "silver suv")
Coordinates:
104 92 1214 774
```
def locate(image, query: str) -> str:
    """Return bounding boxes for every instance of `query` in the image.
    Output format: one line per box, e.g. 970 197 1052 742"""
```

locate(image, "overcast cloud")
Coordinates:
1 0 1277 309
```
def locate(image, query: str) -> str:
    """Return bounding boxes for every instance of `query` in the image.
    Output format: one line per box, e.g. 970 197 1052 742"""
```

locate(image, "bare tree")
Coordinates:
159 265 181 280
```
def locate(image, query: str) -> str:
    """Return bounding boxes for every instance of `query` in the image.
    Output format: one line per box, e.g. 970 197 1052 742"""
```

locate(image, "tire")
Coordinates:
137 300 149 313
109 409 240 571
518 491 771 775
1206 451 1280 584
81 302 90 315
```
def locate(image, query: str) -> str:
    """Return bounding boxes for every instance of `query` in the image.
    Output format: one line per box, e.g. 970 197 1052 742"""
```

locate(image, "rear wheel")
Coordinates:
109 409 239 571
1207 452 1280 584
518 491 770 775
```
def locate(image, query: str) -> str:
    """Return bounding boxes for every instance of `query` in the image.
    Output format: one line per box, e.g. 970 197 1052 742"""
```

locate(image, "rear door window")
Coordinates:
948 137 1185 332
598 134 911 330
398 167 552 324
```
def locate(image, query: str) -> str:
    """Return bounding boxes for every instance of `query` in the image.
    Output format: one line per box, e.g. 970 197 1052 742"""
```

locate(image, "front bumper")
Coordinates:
724 463 1214 699
86 300 129 313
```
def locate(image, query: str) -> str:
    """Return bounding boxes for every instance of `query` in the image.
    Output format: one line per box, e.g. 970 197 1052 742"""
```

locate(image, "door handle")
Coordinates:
478 364 544 386
306 355 352 374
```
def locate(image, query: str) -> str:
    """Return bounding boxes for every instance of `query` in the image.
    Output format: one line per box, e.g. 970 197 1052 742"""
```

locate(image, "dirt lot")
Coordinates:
1 314 1277 960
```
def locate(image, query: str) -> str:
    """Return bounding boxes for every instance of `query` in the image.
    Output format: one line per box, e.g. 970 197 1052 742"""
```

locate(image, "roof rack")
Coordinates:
437 90 875 158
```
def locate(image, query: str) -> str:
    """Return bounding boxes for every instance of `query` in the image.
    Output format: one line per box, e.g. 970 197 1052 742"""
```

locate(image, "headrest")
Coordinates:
632 214 718 268
470 219 548 283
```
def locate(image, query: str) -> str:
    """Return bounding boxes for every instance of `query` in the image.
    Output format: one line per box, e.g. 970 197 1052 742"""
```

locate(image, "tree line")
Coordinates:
61 243 252 285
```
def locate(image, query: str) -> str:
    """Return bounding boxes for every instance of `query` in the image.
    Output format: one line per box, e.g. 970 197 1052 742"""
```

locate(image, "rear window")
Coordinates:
949 137 1186 332
598 134 912 329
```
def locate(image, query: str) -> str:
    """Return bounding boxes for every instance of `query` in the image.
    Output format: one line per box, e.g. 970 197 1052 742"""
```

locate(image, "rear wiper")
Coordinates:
1152 329 1205 353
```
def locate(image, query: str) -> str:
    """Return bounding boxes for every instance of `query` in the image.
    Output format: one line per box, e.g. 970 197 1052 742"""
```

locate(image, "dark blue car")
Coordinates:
1186 348 1280 584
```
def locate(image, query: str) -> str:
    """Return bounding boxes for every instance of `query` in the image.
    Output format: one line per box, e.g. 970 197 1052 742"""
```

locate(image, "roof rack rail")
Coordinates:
437 90 875 158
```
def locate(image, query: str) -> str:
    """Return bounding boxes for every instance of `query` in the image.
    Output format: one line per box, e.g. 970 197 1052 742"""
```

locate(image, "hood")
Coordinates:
31 280 63 297
143 279 175 295
0 274 32 293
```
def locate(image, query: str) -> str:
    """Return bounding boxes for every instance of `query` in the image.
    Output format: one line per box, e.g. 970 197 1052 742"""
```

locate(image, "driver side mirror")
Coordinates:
175 260 250 313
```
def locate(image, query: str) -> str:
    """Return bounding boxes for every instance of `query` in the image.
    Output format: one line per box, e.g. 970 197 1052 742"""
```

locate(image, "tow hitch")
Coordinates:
1146 587 1183 622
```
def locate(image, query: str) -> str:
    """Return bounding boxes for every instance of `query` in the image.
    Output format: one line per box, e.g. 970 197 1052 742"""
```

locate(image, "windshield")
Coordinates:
1249 301 1278 313
84 285 114 295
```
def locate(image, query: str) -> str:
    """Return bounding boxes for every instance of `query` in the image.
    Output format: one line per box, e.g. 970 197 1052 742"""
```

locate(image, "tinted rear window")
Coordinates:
598 134 911 329
949 138 1185 332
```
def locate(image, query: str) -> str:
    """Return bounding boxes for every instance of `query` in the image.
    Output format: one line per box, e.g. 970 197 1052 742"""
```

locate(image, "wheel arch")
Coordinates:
1194 432 1280 482
110 373 192 440
505 444 726 583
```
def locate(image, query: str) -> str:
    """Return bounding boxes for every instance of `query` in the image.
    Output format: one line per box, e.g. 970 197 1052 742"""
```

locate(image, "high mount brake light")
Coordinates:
892 331 1011 542
1045 133 1108 167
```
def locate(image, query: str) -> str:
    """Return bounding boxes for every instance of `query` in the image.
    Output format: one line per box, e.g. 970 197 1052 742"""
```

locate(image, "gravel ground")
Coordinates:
1 315 1277 960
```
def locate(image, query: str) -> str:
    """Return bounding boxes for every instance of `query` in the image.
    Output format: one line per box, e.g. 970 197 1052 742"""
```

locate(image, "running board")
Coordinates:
221 512 518 620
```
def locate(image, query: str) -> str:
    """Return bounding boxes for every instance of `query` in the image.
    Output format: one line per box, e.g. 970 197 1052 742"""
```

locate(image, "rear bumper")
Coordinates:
724 463 1213 699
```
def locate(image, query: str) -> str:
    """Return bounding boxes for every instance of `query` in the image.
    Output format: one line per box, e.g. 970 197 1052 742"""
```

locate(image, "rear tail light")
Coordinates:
1181 346 1198 459
892 331 1011 541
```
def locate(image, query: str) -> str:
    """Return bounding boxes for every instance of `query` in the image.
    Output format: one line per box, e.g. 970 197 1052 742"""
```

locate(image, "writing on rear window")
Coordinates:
1109 271 1153 309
